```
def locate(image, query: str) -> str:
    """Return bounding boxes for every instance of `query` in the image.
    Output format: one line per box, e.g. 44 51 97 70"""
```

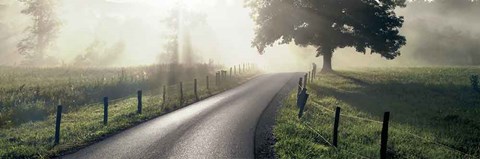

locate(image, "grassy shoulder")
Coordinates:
274 67 480 158
0 72 257 158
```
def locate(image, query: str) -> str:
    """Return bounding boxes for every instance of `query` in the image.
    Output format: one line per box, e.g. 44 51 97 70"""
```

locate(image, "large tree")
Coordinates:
247 0 407 72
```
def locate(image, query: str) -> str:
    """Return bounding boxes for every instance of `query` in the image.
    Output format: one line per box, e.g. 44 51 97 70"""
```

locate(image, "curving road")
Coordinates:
63 73 300 159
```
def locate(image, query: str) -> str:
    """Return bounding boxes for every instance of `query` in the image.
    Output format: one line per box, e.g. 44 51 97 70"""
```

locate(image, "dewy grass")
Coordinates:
0 70 257 158
274 67 480 159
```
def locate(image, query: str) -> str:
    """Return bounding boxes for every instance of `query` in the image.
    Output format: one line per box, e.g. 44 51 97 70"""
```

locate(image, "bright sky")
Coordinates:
2 0 428 70
45 0 316 70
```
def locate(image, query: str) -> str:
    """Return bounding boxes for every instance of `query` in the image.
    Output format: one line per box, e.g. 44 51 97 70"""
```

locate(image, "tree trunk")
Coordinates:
321 51 333 73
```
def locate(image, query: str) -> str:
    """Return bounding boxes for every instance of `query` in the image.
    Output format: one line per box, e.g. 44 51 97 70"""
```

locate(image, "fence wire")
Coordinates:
302 100 478 158
302 121 372 159
310 102 383 124
390 128 479 158
300 103 373 159
297 73 480 158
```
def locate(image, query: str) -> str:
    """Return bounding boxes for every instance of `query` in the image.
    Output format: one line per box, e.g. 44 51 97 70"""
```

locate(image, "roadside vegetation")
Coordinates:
0 64 257 158
274 67 480 158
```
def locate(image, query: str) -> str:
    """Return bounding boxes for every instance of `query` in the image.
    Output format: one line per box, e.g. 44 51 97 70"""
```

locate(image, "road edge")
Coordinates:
56 74 263 158
254 73 300 159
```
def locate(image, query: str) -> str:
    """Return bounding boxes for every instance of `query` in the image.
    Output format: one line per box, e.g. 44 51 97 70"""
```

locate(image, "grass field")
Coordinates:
0 64 257 158
274 67 480 158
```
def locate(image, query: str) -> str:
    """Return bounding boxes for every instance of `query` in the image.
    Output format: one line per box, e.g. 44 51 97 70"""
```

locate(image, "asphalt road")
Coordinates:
63 73 300 159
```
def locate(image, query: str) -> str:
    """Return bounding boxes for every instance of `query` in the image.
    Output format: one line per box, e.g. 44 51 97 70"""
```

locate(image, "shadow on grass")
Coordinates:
310 72 480 155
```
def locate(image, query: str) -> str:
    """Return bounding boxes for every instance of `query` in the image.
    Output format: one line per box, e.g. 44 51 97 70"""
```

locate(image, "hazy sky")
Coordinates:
0 0 331 70
1 0 479 70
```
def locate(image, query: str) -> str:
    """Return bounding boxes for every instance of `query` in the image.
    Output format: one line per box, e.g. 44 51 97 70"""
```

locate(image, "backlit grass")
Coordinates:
274 67 480 158
0 67 257 158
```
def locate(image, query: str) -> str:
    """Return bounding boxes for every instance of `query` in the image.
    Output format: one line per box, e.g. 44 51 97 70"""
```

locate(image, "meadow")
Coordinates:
274 67 480 158
0 64 257 158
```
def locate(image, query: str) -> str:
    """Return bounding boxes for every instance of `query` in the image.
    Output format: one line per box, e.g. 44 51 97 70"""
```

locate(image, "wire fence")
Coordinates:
311 102 384 124
295 72 479 159
390 127 477 158
302 120 371 159
51 63 258 145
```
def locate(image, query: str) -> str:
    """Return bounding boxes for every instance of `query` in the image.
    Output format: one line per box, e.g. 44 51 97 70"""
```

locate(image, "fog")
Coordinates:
0 0 479 71
397 0 480 66
322 0 480 69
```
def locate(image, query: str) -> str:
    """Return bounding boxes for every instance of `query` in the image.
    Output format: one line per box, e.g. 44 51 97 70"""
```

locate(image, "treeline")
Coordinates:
401 0 480 65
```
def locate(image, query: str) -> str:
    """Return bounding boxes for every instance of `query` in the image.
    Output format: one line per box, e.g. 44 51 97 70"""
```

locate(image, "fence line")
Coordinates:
50 63 257 145
297 70 480 158
390 128 478 158
302 121 371 159
297 83 304 89
300 77 383 125
307 101 477 158
301 111 369 158
297 73 387 159
310 102 383 124
300 83 477 158
303 121 333 146
340 113 383 124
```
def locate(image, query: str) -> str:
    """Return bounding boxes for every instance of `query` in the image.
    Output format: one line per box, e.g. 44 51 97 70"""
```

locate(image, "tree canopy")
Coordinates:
247 0 407 71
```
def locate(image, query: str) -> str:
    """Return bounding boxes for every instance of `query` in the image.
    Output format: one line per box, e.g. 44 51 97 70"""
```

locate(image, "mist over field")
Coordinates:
0 0 479 70
398 0 480 66
2 1 480 158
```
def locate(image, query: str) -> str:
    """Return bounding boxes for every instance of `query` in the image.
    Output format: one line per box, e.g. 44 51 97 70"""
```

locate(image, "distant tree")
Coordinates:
74 39 105 66
161 7 180 65
160 5 205 66
160 4 205 84
161 7 181 84
102 40 126 66
17 0 60 66
403 0 480 65
182 30 194 67
247 0 407 72
74 39 125 67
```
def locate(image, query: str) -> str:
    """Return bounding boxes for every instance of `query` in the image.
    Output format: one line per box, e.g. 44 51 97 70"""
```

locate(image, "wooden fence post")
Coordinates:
137 90 142 114
219 71 222 83
304 73 308 87
220 71 223 84
297 88 309 118
180 82 184 105
194 78 199 101
162 85 166 105
333 107 341 147
54 105 62 145
298 77 303 96
224 70 227 80
216 72 219 86
312 68 316 80
308 71 311 83
380 112 390 159
206 76 209 90
103 97 108 125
